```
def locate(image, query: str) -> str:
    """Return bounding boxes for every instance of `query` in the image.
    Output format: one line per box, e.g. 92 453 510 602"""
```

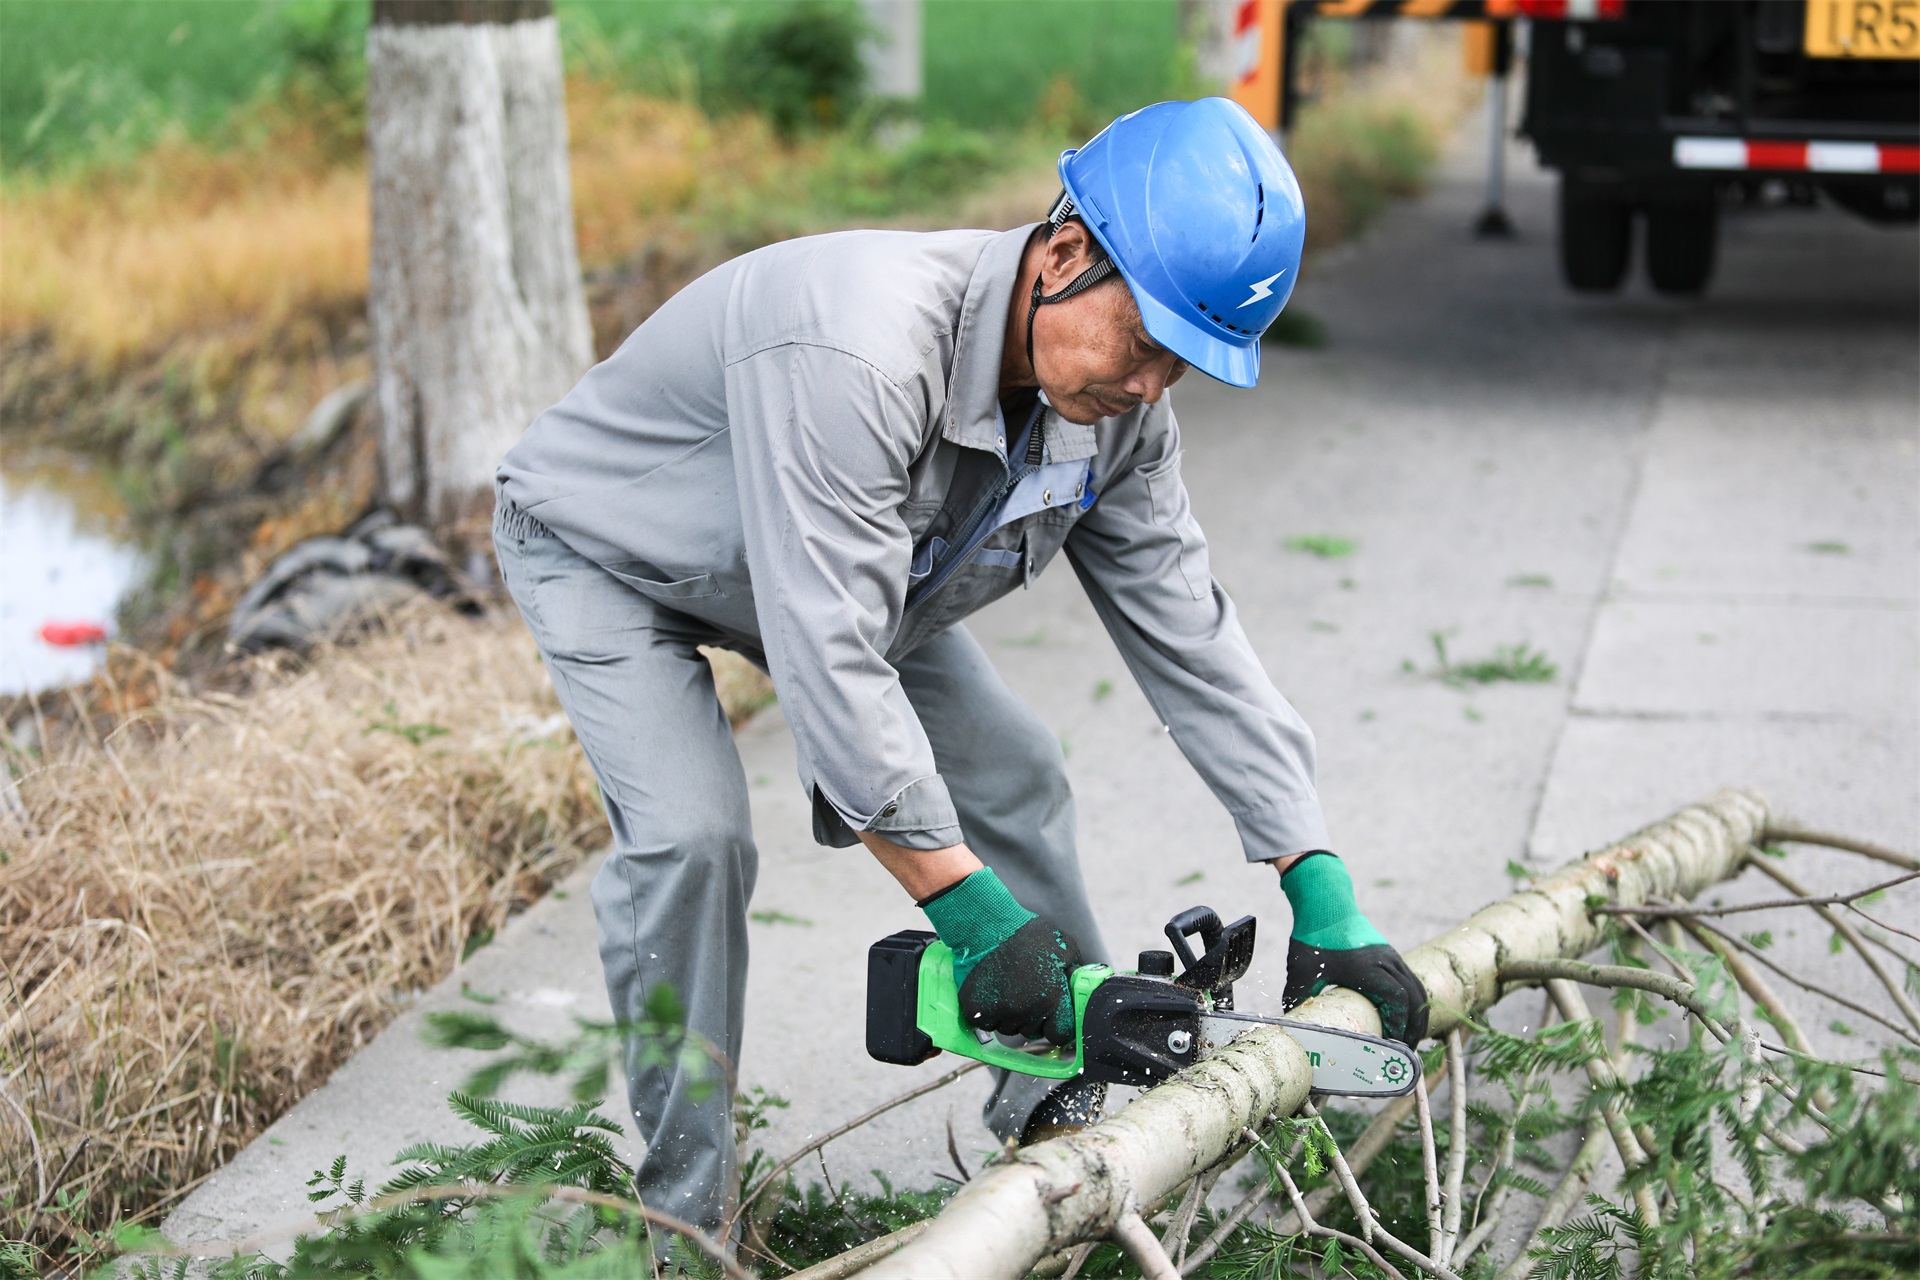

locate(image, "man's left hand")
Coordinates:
1277 851 1429 1048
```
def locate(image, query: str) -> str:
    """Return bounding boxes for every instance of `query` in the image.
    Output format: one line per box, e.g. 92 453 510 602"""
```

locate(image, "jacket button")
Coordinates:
880 803 899 819
1042 488 1053 504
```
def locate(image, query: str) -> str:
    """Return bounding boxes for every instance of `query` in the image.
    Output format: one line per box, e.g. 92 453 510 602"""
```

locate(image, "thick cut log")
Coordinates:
367 2 592 530
860 790 1768 1279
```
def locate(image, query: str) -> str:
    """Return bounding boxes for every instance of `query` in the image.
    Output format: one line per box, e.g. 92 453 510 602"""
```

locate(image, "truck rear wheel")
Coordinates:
1559 179 1632 293
1645 203 1717 296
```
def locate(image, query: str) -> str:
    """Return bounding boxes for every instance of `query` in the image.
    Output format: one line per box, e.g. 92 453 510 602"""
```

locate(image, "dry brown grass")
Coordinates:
0 607 612 1254
0 79 803 376
2 161 369 372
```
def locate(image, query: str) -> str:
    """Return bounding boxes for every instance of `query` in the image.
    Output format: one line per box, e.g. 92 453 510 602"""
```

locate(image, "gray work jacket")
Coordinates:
497 225 1329 862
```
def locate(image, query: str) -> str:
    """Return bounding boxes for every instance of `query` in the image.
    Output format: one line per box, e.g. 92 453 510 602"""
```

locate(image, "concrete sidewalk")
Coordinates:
164 120 1919 1253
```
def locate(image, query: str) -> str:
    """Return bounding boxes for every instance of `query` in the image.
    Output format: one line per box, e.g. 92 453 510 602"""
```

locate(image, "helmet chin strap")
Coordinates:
1024 194 1117 462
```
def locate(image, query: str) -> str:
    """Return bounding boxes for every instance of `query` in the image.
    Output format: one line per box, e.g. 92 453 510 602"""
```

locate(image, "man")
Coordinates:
494 97 1429 1231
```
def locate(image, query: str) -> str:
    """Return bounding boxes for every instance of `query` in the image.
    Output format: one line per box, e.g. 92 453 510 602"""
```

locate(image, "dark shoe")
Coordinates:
1018 1078 1107 1146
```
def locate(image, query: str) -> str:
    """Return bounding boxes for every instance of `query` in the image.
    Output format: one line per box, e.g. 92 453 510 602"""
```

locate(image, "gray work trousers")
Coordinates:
493 500 1109 1232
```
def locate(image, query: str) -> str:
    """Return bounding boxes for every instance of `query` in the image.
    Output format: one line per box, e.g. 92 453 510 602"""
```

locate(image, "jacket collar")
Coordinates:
943 224 1099 464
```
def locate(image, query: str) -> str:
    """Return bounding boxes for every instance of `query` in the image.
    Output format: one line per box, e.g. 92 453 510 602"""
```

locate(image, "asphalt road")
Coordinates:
165 123 1919 1253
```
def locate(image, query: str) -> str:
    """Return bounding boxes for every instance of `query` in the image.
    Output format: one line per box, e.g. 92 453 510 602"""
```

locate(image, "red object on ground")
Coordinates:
38 621 109 647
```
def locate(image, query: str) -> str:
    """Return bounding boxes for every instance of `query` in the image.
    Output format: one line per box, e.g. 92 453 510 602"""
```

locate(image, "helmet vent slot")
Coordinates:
1252 183 1265 241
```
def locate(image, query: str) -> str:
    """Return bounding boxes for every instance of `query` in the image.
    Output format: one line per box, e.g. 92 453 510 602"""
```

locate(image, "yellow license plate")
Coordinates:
1805 0 1920 58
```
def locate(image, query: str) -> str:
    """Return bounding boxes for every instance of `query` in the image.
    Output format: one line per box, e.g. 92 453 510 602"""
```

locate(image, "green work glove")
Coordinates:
920 867 1085 1046
1280 852 1429 1048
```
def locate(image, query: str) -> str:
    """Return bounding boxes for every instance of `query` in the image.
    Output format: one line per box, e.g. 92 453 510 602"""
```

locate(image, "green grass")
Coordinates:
922 0 1183 131
0 0 299 171
1429 631 1558 687
3 0 1184 175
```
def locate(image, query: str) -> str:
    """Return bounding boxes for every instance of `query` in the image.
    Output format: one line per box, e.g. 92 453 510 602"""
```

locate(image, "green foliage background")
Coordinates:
0 0 1187 175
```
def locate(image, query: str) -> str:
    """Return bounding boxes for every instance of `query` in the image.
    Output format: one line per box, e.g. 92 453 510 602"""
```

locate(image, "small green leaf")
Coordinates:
1829 931 1845 955
1805 540 1850 554
1829 1019 1854 1036
750 909 813 926
1174 870 1204 885
1092 678 1113 702
1740 930 1772 951
644 982 687 1028
1283 533 1356 558
1506 859 1533 883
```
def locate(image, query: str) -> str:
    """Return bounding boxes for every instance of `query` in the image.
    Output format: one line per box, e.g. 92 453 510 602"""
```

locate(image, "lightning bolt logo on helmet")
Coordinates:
1238 269 1287 308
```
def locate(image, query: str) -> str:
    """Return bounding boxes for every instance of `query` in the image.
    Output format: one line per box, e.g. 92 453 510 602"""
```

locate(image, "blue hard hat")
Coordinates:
1057 98 1305 389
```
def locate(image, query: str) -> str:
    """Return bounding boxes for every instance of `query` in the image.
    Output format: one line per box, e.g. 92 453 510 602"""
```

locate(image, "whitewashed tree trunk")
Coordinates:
861 0 922 102
366 0 592 532
860 790 1770 1280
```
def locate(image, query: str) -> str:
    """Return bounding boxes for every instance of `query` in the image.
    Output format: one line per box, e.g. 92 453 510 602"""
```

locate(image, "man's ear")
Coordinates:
1040 220 1099 293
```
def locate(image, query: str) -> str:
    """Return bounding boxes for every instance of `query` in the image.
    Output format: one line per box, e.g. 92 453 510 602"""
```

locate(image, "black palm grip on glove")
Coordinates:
1281 938 1431 1048
956 917 1085 1046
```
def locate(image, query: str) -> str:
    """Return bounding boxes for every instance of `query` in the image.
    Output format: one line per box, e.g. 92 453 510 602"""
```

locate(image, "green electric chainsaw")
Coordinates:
867 906 1420 1096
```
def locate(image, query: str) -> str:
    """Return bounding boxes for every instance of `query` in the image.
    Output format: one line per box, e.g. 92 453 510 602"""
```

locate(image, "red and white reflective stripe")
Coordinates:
1233 0 1262 87
1674 137 1920 173
1513 0 1627 18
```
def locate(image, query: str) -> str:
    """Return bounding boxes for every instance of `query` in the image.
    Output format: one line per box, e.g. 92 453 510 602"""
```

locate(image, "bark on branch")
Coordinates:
857 790 1769 1279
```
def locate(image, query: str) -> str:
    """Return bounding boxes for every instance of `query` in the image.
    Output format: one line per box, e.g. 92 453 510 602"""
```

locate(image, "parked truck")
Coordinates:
1276 0 1919 296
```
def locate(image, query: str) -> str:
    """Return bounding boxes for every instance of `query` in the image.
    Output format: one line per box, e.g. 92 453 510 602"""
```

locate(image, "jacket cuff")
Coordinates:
1233 794 1332 864
810 774 964 851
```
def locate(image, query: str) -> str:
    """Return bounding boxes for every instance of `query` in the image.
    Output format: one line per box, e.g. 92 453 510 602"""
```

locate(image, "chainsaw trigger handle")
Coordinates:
1164 906 1222 972
1164 907 1257 1011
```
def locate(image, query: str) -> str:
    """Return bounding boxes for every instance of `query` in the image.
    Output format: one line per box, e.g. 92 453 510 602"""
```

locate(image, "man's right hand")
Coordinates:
918 867 1084 1046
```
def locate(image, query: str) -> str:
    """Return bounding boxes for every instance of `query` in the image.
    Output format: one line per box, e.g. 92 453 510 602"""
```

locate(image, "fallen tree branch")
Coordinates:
1303 1098 1378 1243
1494 1115 1609 1280
1590 871 1917 921
1183 1069 1443 1274
856 791 1769 1279
1762 825 1919 873
1268 1157 1407 1280
1504 959 1728 1035
1112 1207 1180 1280
1540 978 1661 1229
731 1060 982 1233
1440 1029 1468 1264
1246 1124 1468 1280
1746 857 1920 1035
783 1222 928 1280
1673 907 1920 1046
1415 1061 1443 1262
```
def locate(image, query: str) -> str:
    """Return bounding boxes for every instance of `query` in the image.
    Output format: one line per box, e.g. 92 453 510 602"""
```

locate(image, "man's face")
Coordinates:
1030 222 1189 425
